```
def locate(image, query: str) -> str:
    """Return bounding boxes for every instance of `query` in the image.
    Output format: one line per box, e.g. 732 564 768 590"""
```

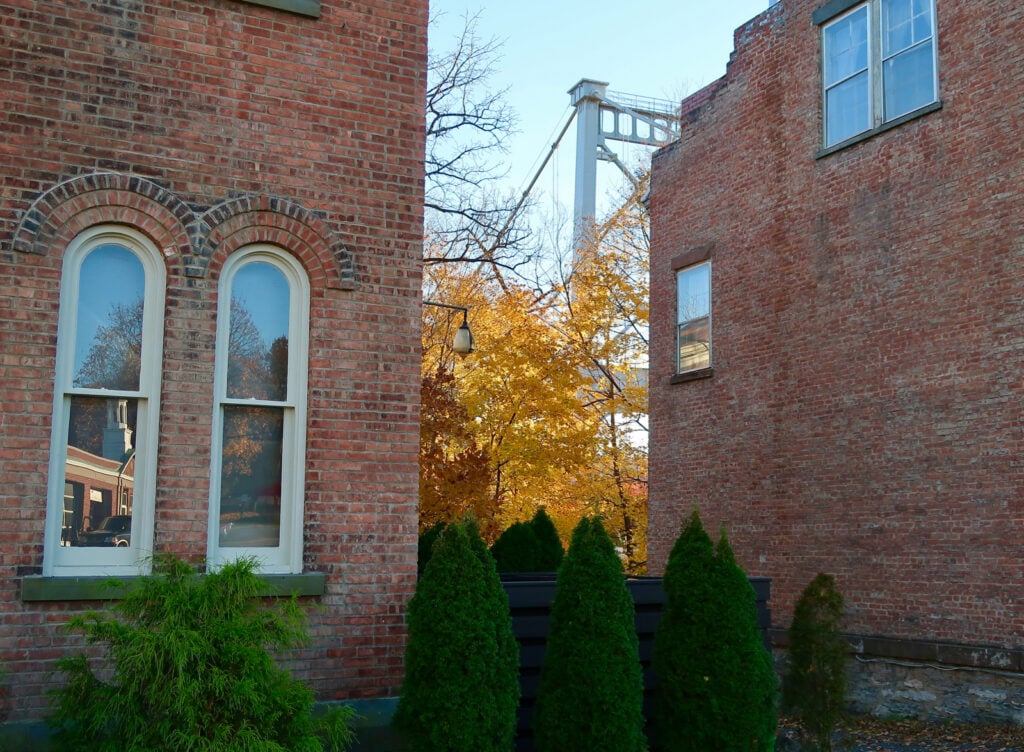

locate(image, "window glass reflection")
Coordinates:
227 262 290 401
218 405 283 548
62 396 137 547
74 244 145 390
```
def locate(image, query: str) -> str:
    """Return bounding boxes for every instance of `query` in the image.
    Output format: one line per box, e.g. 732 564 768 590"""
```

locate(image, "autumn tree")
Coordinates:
419 368 494 538
420 15 651 561
419 173 651 560
550 174 650 572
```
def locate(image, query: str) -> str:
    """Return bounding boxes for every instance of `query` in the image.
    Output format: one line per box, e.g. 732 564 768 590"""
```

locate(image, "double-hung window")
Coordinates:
676 261 711 374
208 246 309 574
44 226 165 577
822 0 938 147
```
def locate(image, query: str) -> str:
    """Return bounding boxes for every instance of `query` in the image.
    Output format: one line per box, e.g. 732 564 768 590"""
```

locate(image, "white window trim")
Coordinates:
43 226 165 577
676 260 712 376
821 0 939 147
206 245 310 575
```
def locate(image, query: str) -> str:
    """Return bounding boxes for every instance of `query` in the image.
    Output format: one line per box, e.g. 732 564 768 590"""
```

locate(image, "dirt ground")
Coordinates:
778 716 1024 752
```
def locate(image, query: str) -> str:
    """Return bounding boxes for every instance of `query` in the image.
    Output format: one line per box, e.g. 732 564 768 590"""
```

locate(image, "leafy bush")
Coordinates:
396 519 519 752
652 510 776 751
47 555 354 752
783 573 847 751
533 517 646 752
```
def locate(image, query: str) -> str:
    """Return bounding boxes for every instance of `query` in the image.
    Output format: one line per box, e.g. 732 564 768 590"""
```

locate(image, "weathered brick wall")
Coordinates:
0 0 426 723
649 0 1023 656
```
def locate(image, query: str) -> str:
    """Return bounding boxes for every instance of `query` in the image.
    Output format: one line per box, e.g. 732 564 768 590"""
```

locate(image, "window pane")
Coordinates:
826 71 871 145
74 244 145 390
677 264 710 324
677 263 710 373
883 40 935 120
63 395 138 547
218 405 283 548
823 7 868 86
882 0 932 57
678 318 711 373
227 261 290 401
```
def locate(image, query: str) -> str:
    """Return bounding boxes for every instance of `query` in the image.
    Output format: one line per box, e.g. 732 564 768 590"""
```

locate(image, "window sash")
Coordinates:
208 247 309 575
822 0 937 146
44 227 164 577
676 262 711 374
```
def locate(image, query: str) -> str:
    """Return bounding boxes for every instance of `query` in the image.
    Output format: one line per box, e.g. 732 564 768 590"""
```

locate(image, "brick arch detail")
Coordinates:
202 195 356 291
10 173 193 274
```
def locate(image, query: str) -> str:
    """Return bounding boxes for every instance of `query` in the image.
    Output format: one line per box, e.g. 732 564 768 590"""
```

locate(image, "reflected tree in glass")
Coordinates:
218 261 290 548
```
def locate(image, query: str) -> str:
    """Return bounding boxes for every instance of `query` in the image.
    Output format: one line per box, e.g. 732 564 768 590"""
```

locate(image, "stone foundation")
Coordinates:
846 656 1024 727
775 632 1024 727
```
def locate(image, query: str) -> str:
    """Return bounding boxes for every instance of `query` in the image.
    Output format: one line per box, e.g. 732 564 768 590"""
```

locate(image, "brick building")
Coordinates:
0 0 426 730
649 0 1023 722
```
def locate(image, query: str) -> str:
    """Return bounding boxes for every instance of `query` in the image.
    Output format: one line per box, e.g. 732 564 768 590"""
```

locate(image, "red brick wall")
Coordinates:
649 0 1024 650
0 0 426 722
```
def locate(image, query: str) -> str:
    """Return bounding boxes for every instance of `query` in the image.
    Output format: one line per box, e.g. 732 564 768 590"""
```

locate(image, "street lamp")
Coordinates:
423 300 474 356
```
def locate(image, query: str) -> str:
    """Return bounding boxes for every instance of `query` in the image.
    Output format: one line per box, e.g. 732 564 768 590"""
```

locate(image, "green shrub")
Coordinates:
491 508 564 573
417 521 447 574
47 555 354 752
530 507 565 571
652 510 776 752
712 529 778 751
396 519 519 752
783 573 847 752
490 520 541 572
533 517 646 752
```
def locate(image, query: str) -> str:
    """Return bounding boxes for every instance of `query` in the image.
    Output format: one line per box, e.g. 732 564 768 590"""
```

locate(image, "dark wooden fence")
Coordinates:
500 574 772 751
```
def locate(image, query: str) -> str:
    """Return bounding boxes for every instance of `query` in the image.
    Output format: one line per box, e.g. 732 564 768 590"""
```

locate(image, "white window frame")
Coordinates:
676 261 712 375
207 245 310 575
43 226 165 577
822 0 938 147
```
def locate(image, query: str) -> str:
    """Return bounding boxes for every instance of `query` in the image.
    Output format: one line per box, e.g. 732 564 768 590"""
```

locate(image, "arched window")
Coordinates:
208 246 309 574
44 226 166 576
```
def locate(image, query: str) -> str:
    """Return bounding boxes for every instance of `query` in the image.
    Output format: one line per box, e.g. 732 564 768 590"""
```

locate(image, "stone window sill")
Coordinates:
21 572 326 601
670 367 714 385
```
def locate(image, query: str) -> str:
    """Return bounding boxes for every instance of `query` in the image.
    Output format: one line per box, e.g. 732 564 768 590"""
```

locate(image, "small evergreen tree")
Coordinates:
533 517 646 752
490 520 541 572
396 519 519 752
651 509 719 751
712 529 778 751
530 507 564 571
48 555 355 752
652 511 777 751
783 573 846 752
417 521 446 574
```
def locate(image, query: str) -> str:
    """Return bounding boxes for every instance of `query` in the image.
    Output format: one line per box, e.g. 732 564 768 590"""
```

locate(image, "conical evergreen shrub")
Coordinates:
491 520 541 572
651 510 718 751
711 529 778 751
395 519 519 752
533 517 646 752
652 510 777 751
417 521 446 574
530 507 564 571
783 573 846 752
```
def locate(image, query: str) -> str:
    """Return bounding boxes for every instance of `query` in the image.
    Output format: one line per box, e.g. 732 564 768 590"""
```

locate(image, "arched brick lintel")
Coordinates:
10 173 193 276
202 195 357 291
10 173 357 291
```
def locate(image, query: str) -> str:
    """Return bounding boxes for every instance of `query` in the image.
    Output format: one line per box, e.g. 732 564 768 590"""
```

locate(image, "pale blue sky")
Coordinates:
429 0 773 219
